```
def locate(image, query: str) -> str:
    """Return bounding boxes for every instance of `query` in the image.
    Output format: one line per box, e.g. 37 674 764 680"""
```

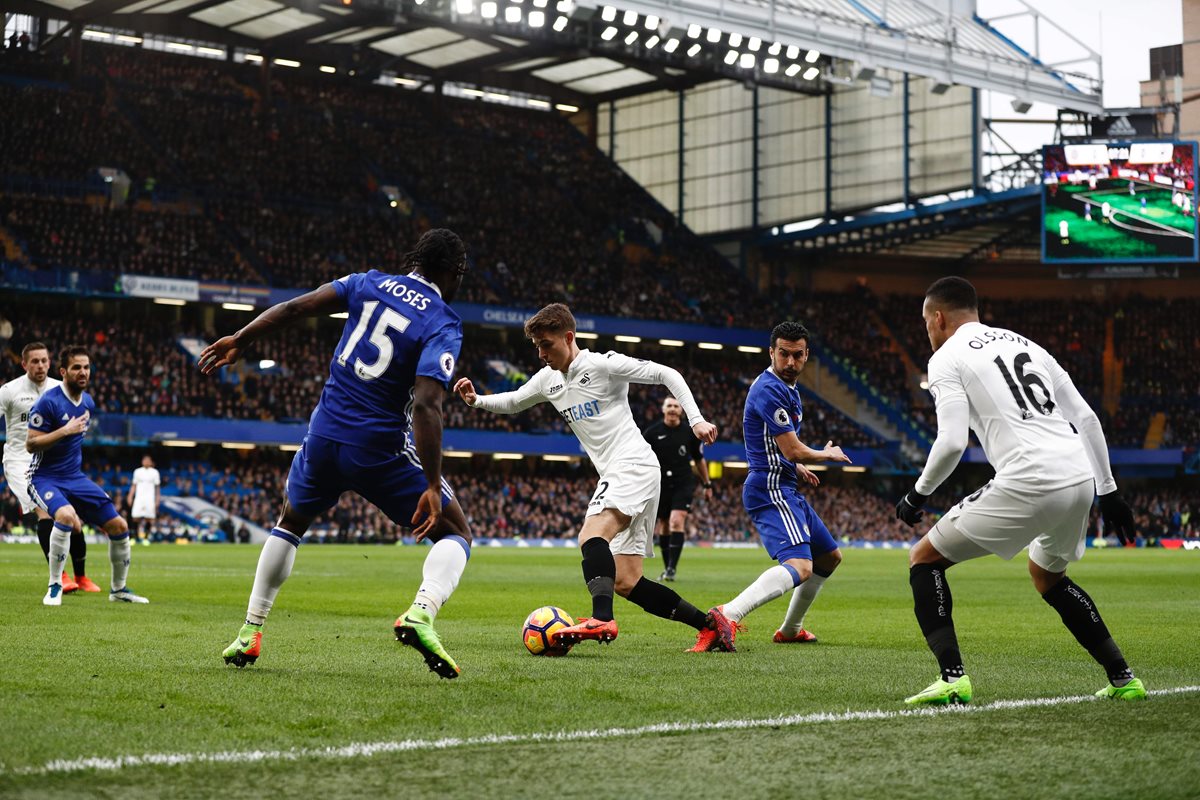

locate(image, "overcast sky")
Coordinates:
978 0 1183 108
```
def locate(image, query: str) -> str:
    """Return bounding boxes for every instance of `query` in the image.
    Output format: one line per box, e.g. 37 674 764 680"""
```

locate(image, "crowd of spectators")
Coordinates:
2 195 253 283
213 200 425 289
0 79 158 186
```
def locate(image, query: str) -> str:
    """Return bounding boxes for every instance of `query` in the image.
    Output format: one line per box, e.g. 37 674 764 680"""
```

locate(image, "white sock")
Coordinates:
411 535 470 620
779 573 828 635
724 564 802 622
49 524 71 585
246 530 299 625
108 535 131 591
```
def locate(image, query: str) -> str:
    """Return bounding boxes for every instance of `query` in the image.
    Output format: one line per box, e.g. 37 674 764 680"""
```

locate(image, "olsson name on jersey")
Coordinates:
559 400 601 423
964 328 1030 351
376 278 432 311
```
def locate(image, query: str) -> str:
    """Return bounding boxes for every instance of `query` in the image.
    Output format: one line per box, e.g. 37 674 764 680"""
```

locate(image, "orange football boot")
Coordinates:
551 617 618 646
75 576 102 593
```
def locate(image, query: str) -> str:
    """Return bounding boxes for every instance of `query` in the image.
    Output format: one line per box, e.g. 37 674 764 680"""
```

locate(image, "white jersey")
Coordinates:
473 349 705 476
0 375 62 465
131 467 161 505
921 321 1093 492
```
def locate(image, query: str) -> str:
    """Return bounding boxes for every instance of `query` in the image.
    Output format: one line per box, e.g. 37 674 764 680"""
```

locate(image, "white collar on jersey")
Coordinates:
565 349 591 377
767 366 798 388
406 271 442 298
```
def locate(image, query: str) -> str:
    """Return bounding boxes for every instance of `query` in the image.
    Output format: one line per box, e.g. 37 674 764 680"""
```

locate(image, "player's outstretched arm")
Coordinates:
199 284 345 374
410 376 446 541
454 373 545 414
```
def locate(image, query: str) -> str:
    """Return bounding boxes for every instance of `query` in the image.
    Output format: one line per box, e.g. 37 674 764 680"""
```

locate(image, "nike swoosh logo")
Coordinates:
237 638 250 648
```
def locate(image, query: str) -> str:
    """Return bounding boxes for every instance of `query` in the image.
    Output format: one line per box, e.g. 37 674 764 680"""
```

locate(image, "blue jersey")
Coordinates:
306 270 463 452
743 368 805 484
27 385 97 480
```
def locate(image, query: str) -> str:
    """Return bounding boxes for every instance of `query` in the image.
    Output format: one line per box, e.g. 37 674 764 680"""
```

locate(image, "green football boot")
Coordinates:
904 675 973 706
394 606 460 679
1095 677 1147 701
222 623 263 668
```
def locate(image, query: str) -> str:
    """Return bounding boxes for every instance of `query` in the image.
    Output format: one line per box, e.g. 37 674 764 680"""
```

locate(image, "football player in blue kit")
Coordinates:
691 321 851 651
27 345 148 606
200 229 473 679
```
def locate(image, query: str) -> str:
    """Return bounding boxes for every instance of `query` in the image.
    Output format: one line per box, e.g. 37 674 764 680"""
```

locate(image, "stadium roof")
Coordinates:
12 0 1102 111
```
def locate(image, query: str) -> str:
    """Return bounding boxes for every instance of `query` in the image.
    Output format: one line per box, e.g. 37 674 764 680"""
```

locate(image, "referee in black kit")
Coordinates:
643 395 711 581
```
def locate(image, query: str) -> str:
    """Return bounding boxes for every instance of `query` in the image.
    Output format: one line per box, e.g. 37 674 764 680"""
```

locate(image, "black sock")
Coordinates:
70 531 87 577
668 531 684 572
35 517 53 563
658 533 670 564
581 538 616 622
625 577 709 629
1042 576 1133 684
910 564 965 682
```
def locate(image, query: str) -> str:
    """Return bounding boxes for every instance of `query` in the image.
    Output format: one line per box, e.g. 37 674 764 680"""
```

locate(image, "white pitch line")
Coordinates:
7 686 1199 777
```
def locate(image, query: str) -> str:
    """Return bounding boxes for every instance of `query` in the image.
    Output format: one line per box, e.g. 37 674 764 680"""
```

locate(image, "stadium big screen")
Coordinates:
1042 141 1198 264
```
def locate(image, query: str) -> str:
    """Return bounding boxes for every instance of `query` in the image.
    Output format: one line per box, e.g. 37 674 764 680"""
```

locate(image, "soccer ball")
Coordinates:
522 606 574 656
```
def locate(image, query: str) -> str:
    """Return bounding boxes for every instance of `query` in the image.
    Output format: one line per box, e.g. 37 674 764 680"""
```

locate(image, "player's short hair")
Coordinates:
524 303 576 339
20 341 49 361
770 321 810 349
925 276 978 312
59 345 89 369
403 228 466 279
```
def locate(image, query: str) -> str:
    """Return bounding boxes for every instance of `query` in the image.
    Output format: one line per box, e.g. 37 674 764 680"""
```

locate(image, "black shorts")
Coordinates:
657 478 696 520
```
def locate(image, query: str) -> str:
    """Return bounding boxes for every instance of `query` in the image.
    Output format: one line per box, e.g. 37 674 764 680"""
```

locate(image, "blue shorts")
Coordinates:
29 473 120 529
286 434 453 525
743 476 838 563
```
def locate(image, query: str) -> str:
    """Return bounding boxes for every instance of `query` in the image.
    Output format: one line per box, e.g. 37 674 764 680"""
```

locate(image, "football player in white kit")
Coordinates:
126 454 161 541
0 342 96 592
895 277 1144 705
454 303 738 650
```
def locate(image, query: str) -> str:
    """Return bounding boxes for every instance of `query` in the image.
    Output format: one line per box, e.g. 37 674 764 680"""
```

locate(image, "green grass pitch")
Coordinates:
1045 181 1196 261
1 545 1197 799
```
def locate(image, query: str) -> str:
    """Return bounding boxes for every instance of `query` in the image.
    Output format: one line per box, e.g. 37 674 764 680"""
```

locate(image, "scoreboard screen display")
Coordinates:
1042 141 1197 264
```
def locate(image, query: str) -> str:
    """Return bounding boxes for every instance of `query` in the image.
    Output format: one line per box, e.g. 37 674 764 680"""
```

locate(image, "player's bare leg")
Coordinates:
1029 560 1145 700
103 515 147 604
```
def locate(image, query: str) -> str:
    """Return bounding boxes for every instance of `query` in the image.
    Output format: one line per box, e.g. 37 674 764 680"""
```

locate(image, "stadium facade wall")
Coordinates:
598 72 973 235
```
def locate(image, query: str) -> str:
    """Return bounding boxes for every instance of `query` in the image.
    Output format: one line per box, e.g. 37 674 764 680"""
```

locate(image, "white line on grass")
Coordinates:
8 685 1199 777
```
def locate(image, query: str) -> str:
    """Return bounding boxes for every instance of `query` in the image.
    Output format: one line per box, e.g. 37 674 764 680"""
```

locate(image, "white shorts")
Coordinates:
929 478 1095 573
131 497 157 520
3 460 36 515
585 462 661 558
